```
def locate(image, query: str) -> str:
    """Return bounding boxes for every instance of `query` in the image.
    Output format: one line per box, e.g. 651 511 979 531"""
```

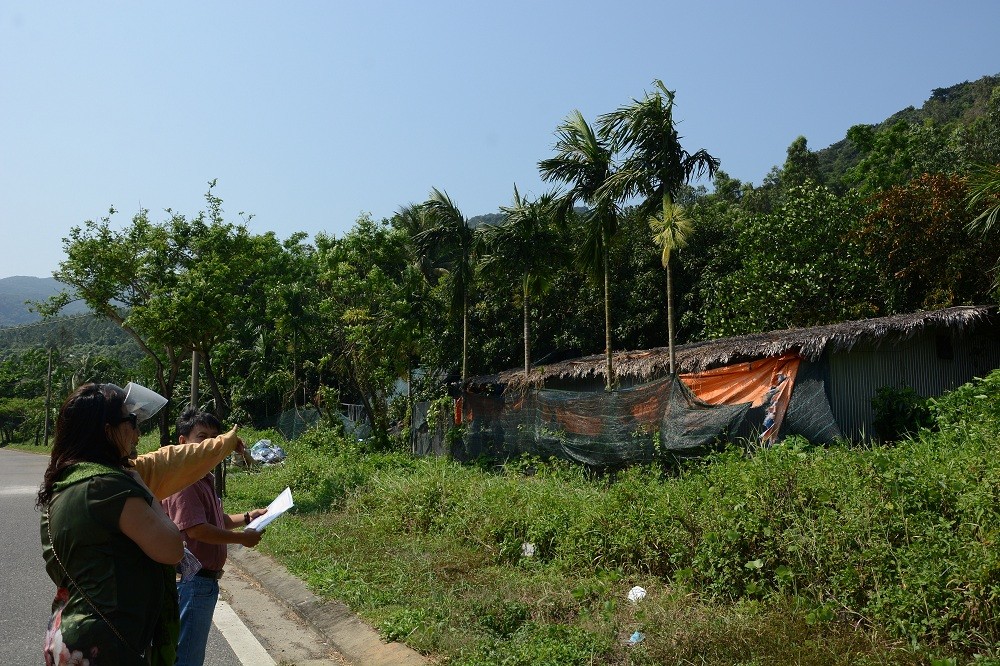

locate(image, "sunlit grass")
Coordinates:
11 371 1000 664
217 397 1000 666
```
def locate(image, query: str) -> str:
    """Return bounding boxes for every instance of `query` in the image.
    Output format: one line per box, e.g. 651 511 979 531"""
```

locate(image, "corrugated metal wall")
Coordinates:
828 327 1000 440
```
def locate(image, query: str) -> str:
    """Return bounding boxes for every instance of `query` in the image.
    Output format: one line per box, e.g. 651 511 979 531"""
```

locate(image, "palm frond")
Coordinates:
967 163 1000 234
538 110 613 206
392 203 426 237
598 79 719 219
683 149 722 183
649 202 694 268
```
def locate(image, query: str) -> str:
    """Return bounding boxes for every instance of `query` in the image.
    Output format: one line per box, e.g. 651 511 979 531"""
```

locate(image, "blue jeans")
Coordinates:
175 575 219 666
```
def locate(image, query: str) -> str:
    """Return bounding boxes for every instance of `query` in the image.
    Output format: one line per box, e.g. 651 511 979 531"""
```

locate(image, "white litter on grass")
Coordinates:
626 630 645 645
521 542 536 558
249 439 287 464
627 585 647 603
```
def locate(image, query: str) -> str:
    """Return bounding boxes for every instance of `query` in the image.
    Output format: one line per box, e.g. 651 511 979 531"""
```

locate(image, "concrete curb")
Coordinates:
226 546 428 666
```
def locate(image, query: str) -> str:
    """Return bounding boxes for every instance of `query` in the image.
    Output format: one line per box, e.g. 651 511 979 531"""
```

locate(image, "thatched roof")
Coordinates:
471 305 998 391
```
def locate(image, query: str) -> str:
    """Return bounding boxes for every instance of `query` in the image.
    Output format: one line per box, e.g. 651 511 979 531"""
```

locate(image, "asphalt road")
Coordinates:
0 448 242 665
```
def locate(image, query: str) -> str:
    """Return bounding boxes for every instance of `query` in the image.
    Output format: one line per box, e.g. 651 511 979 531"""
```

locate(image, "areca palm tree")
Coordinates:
393 202 440 285
538 110 620 390
413 188 475 381
649 200 693 374
600 80 719 372
600 80 720 220
966 163 1000 290
480 186 562 375
967 164 1000 234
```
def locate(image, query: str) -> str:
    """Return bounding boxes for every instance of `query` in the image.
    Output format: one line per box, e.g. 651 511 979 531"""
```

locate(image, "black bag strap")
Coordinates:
46 507 146 658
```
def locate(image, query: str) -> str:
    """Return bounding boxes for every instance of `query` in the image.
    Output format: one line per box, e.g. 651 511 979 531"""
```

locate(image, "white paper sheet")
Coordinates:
247 486 293 531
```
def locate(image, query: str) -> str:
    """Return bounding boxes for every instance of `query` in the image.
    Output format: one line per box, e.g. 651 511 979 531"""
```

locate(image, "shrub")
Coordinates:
221 372 1000 662
872 385 932 442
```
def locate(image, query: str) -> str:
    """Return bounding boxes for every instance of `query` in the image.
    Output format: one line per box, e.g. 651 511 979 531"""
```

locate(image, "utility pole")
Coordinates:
194 350 226 497
42 347 52 445
190 350 199 407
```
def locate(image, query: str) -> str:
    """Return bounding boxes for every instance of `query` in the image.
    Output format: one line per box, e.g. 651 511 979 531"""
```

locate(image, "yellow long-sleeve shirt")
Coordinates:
132 427 241 500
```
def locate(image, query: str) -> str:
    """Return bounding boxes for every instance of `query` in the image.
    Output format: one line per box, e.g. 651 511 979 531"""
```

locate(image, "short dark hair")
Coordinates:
176 407 222 438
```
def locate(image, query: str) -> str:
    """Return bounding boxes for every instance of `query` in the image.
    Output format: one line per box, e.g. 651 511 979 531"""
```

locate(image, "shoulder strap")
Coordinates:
45 491 146 658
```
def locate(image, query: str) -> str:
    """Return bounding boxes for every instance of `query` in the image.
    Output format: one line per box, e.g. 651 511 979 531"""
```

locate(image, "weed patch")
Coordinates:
220 370 1000 664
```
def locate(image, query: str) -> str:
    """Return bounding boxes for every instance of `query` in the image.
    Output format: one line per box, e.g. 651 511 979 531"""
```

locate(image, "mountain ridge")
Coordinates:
0 276 88 328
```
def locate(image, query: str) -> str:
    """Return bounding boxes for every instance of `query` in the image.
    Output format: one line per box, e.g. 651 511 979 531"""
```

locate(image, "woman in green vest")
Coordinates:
39 383 184 665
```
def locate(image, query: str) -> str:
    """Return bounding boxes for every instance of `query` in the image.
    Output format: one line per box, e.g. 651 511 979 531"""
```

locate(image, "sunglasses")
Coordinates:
112 412 139 429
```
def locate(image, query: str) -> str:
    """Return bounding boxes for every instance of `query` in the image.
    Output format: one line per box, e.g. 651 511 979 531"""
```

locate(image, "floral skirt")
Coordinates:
44 587 101 665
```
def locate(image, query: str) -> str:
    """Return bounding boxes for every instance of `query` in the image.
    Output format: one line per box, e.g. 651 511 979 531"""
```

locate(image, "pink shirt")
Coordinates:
161 474 227 571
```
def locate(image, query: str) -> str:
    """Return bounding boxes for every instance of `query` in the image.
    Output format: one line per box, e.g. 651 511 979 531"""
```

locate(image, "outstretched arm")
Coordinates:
133 427 244 500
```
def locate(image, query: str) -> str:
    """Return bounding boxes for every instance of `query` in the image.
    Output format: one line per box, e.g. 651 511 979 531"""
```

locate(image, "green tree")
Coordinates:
414 189 475 381
389 204 453 387
599 80 719 373
315 215 423 445
599 80 720 222
677 181 744 341
219 232 319 422
47 183 296 441
649 201 693 373
479 187 562 374
0 396 44 445
846 119 955 195
136 195 289 419
46 207 183 444
539 110 620 390
955 86 1000 168
859 173 999 310
781 136 823 189
698 184 874 336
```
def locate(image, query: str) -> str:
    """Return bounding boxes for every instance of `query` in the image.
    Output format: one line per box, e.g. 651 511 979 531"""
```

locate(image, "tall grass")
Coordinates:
223 370 1000 665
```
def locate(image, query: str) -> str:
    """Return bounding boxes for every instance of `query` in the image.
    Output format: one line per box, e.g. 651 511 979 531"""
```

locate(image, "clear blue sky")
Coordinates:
2 1 998 279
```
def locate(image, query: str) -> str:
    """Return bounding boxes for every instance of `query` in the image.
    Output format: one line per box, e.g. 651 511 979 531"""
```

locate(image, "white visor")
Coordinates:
122 382 168 422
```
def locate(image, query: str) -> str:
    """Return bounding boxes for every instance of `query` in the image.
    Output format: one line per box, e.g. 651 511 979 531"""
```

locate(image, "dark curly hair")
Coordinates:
36 383 131 507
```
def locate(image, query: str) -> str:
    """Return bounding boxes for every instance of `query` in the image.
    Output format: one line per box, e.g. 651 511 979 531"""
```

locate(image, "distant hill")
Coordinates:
468 212 504 228
814 73 1000 185
0 276 88 327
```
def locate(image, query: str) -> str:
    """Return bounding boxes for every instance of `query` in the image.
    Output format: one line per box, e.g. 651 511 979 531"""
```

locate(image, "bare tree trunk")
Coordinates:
154 349 182 446
523 283 531 375
291 329 298 407
667 260 676 375
407 364 414 453
462 291 468 381
190 351 199 408
348 359 387 445
199 350 229 497
202 350 229 420
603 234 613 391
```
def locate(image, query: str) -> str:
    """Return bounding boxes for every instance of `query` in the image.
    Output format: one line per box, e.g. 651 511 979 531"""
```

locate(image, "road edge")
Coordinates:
226 546 428 666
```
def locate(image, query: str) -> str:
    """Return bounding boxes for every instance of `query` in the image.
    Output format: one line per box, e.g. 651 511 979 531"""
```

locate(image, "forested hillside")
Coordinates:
814 73 1000 184
2 74 998 447
0 276 88 326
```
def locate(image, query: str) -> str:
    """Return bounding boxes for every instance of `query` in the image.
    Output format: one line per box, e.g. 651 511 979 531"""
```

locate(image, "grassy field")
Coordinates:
10 371 1000 665
215 370 1000 665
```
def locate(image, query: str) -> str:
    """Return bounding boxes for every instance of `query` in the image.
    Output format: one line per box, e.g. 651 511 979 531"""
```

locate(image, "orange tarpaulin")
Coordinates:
458 353 802 445
681 353 801 442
